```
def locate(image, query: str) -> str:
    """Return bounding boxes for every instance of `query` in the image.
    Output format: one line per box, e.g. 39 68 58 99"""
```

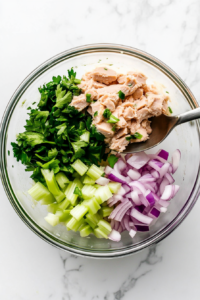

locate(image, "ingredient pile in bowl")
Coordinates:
71 67 172 152
11 68 180 242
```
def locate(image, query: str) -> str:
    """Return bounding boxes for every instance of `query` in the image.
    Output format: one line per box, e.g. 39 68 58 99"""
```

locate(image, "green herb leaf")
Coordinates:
108 154 119 168
104 68 108 71
94 111 98 117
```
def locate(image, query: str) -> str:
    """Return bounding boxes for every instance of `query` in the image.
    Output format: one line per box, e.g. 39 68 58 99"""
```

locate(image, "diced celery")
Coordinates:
98 220 112 235
58 198 71 210
73 178 83 189
100 206 113 217
86 164 104 180
82 198 100 215
41 169 65 202
44 213 59 226
82 185 96 199
28 182 55 203
66 217 85 231
94 228 108 239
70 204 88 221
80 131 90 143
94 185 113 204
99 166 105 172
65 181 78 205
94 184 101 189
72 172 81 179
83 175 96 185
47 203 60 214
55 172 70 189
65 215 73 229
40 197 55 205
80 224 93 237
85 212 102 229
56 209 71 222
108 182 121 194
71 159 88 176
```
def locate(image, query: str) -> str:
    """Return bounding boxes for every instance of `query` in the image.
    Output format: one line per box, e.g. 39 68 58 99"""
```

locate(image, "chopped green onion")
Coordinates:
168 106 173 114
118 90 125 100
126 132 143 141
103 108 112 119
86 94 92 103
107 115 120 124
112 125 117 131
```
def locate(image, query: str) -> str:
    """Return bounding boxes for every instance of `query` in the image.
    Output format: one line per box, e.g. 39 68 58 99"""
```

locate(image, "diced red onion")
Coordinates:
171 149 181 174
127 152 150 169
157 149 169 160
135 204 146 213
159 162 170 178
117 186 126 196
160 207 167 213
161 185 174 201
114 158 127 173
96 177 110 185
159 177 170 195
122 184 131 195
130 208 153 225
148 207 160 219
115 201 133 222
134 224 149 232
108 229 121 242
124 215 131 231
173 185 180 197
127 169 141 181
108 171 127 184
118 224 123 233
151 170 160 179
164 172 175 184
145 191 155 206
157 199 170 207
130 181 146 196
105 166 113 175
129 229 137 238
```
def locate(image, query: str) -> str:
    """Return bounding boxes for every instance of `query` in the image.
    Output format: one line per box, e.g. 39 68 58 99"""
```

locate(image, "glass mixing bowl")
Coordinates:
1 44 200 258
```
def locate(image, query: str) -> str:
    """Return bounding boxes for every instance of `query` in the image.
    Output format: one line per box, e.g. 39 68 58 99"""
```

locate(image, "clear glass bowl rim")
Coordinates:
1 43 200 258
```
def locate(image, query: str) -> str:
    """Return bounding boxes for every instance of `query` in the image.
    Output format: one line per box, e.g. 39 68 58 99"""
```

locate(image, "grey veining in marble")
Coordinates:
1 0 200 299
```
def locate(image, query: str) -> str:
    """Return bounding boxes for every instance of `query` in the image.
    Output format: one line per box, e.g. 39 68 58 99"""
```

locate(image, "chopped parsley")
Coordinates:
108 154 119 168
166 91 169 94
8 150 10 156
168 106 173 114
94 111 98 117
118 90 125 100
86 94 92 103
128 83 132 87
104 68 108 71
11 69 108 184
126 132 143 141
103 108 112 119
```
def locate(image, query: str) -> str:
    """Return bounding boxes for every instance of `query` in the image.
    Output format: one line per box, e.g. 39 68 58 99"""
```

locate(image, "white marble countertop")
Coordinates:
1 0 200 299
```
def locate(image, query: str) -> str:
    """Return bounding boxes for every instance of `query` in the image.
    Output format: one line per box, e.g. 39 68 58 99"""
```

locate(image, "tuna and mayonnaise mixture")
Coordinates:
71 67 170 152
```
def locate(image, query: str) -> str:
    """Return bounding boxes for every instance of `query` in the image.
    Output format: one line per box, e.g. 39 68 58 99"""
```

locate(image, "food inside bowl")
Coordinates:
11 68 180 241
71 67 172 152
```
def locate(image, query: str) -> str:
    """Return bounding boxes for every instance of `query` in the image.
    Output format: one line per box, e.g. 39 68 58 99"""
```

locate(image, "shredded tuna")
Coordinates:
70 67 171 152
